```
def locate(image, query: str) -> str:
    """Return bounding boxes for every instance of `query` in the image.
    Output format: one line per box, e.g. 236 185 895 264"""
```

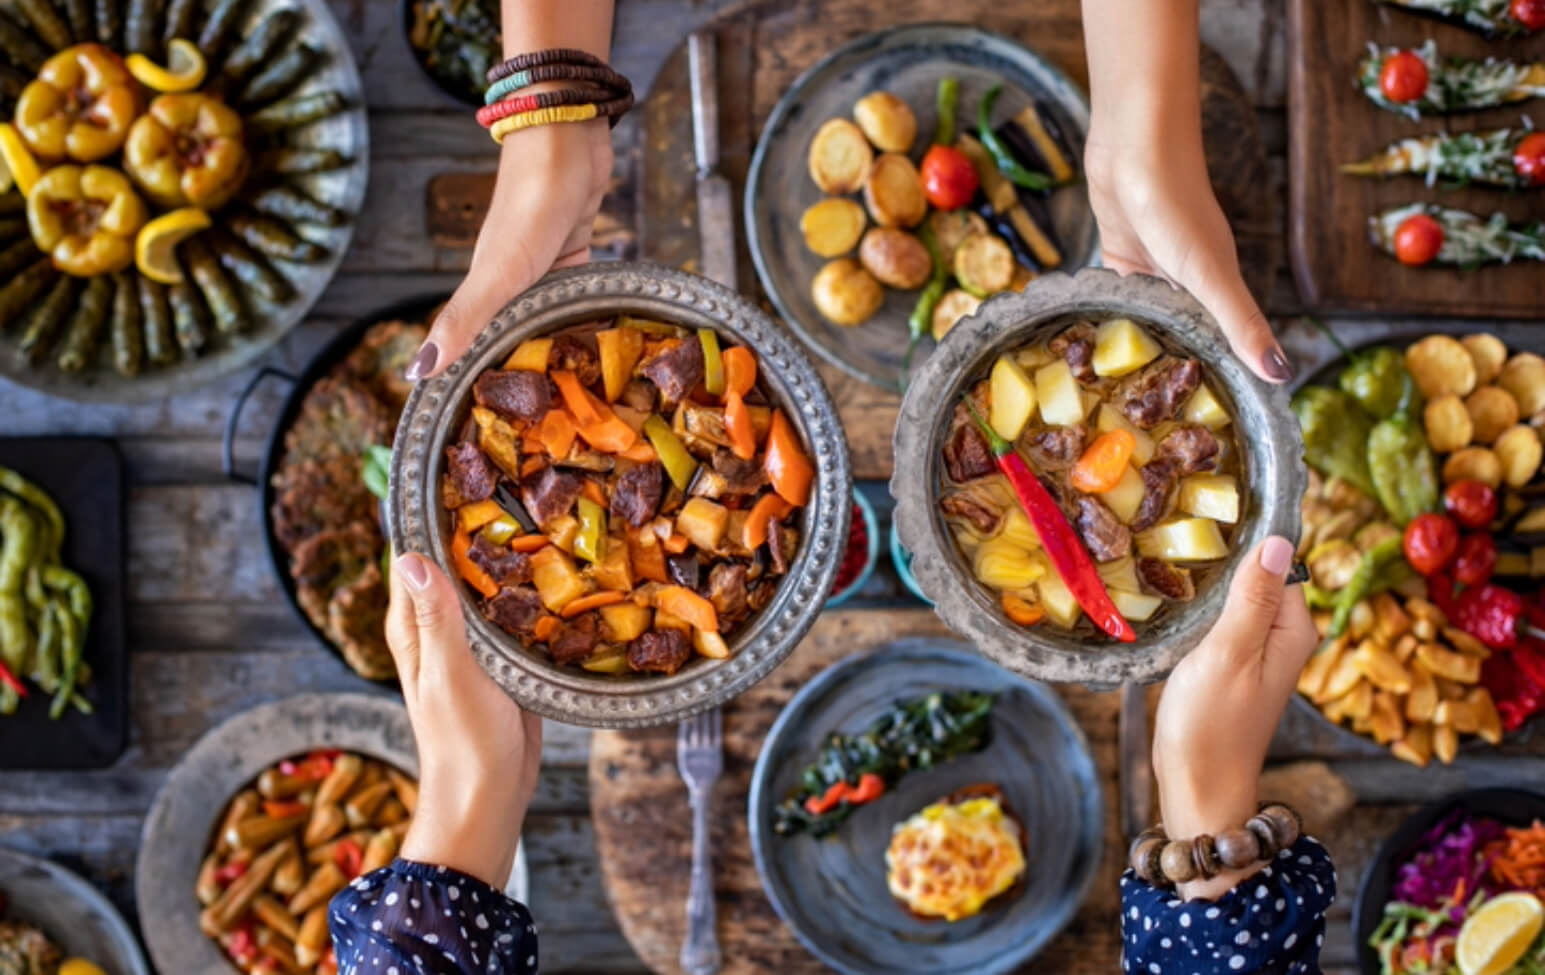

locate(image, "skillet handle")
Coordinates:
224 366 298 486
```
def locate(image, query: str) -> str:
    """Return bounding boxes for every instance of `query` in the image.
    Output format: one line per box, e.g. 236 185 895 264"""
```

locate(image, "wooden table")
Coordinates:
1 1 1540 973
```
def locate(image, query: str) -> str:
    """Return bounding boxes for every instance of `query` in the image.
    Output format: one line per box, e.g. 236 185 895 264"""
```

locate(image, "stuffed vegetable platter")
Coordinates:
0 0 367 401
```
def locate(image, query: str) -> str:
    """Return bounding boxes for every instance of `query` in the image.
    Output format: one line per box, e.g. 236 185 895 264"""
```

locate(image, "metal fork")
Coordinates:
677 706 724 975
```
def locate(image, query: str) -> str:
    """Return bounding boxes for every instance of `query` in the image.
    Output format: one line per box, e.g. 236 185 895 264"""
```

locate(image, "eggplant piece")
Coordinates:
492 482 538 534
182 235 246 334
124 0 163 55
15 0 72 51
251 184 347 228
197 0 250 66
219 8 298 88
0 257 55 331
18 275 77 362
209 229 294 302
666 552 700 589
228 209 329 262
0 9 49 73
110 270 143 376
137 274 177 366
56 275 112 373
994 103 1076 185
971 195 1039 272
160 0 196 44
247 90 349 133
94 0 121 46
168 276 210 354
1008 186 1064 269
255 147 352 176
239 42 324 108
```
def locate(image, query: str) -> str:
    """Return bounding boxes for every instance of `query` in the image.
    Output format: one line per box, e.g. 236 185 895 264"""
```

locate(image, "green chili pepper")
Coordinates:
0 467 64 561
933 77 958 146
1292 386 1378 498
479 515 520 546
698 328 724 396
902 223 948 385
1324 535 1405 643
1367 373 1439 525
573 497 605 564
1303 582 1338 610
1309 318 1415 419
977 85 1051 192
643 414 697 491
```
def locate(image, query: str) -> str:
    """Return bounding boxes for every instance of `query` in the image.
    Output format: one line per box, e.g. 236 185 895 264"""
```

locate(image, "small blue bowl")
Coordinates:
825 488 880 608
889 517 932 606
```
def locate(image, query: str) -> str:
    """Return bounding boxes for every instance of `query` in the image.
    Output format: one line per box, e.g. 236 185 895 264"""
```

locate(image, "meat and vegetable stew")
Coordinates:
939 317 1243 637
197 750 416 975
441 318 815 676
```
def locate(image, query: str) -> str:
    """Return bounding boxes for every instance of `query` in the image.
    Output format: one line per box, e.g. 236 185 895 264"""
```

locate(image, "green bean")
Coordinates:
31 601 59 693
250 184 346 227
160 0 195 44
137 274 177 366
0 258 58 333
23 566 46 614
219 8 297 87
94 0 121 46
247 90 348 133
0 499 38 676
0 239 42 281
0 468 63 561
43 565 90 622
183 235 246 333
228 209 328 262
210 229 293 302
0 9 50 73
239 41 322 108
110 270 143 376
169 275 209 353
56 274 111 373
61 0 91 42
14 0 71 53
255 147 351 176
197 0 251 66
124 0 162 54
19 275 78 363
49 597 81 719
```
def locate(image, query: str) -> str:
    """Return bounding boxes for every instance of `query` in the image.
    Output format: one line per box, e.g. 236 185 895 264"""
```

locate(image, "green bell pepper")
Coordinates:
643 414 698 491
698 328 724 397
1292 386 1377 498
1367 373 1439 526
574 497 605 564
1340 346 1415 420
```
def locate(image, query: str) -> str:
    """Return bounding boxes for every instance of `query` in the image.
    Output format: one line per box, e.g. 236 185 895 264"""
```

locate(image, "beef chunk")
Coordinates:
444 442 496 507
620 377 658 413
1130 461 1177 532
550 613 601 664
748 578 777 612
613 462 664 527
768 519 796 575
640 338 705 403
1074 496 1131 562
468 535 533 586
941 493 1001 534
943 422 995 483
483 586 545 636
1049 322 1097 381
706 562 750 629
1026 424 1086 471
1117 357 1203 429
1137 557 1196 601
627 628 692 674
550 334 601 387
521 466 583 527
473 369 552 422
1156 425 1220 476
712 450 767 495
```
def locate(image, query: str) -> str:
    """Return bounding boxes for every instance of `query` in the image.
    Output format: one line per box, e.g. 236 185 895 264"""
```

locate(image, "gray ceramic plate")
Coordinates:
747 639 1103 975
745 23 1097 392
0 847 150 975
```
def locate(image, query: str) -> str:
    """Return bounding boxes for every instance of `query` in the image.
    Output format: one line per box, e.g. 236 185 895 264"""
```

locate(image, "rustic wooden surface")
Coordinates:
1286 0 1545 317
0 0 1535 973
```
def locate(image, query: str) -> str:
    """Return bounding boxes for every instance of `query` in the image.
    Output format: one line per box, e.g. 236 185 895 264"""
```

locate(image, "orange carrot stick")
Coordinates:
560 590 627 618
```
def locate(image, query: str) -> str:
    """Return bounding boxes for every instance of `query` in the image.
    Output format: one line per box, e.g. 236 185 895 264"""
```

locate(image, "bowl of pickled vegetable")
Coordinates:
892 267 1303 686
390 263 853 728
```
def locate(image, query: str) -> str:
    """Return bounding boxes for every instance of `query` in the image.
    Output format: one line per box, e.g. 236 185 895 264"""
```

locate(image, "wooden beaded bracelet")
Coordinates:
1128 803 1303 888
483 62 631 107
485 47 608 84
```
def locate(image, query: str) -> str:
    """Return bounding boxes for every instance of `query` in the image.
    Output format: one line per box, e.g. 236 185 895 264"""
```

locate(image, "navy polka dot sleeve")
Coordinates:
329 858 539 974
1120 836 1337 975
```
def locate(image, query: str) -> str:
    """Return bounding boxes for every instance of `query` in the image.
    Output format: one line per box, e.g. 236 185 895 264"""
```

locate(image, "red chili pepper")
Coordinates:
848 772 885 804
963 399 1136 642
213 860 248 886
334 837 365 878
291 751 336 782
1453 534 1498 588
262 799 308 819
1428 572 1458 618
1453 584 1525 650
803 781 852 816
226 925 258 964
0 659 27 699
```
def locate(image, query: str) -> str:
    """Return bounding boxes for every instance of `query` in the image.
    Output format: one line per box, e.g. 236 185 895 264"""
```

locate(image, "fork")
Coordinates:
677 706 724 975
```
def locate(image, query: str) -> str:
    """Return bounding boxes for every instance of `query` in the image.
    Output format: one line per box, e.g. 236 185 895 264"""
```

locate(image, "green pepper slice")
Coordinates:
699 328 724 397
574 497 605 564
644 414 697 491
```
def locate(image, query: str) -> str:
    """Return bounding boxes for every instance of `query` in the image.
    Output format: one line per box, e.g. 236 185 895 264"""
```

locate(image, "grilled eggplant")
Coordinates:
1343 127 1541 188
1371 202 1545 266
1374 0 1536 36
1359 40 1545 118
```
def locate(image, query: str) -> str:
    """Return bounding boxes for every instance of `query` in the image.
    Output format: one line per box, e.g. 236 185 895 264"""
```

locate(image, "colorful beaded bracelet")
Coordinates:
488 104 601 143
485 47 608 84
475 85 612 128
1128 802 1303 888
483 62 631 106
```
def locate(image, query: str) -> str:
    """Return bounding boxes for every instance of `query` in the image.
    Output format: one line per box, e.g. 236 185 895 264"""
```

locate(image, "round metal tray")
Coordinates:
0 847 150 975
0 0 369 402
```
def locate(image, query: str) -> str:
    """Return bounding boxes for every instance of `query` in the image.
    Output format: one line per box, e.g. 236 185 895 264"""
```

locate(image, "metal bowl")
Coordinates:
892 267 1305 687
0 848 150 975
389 263 853 729
136 693 417 975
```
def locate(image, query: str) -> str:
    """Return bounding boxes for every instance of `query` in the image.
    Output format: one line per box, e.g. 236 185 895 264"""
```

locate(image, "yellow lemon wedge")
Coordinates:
58 960 109 975
126 38 207 92
135 207 211 284
0 124 41 197
1458 892 1545 975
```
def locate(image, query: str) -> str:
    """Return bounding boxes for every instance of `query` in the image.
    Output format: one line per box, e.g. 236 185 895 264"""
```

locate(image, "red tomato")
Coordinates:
1445 480 1499 529
1379 51 1430 103
919 144 979 211
1514 132 1545 187
1404 513 1459 576
1454 533 1498 587
334 837 365 878
1512 0 1545 30
1394 214 1444 266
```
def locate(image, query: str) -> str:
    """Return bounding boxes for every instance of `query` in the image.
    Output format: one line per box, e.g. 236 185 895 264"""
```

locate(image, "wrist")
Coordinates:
400 774 526 890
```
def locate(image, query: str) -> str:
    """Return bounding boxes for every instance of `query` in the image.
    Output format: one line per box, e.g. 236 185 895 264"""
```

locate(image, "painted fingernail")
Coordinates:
396 554 431 590
1260 536 1294 577
1262 346 1294 383
1287 561 1310 585
405 342 438 382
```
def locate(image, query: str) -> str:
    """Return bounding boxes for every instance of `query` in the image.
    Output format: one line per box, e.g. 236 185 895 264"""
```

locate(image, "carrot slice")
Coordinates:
619 440 658 463
457 499 507 533
538 409 578 459
655 585 719 633
1070 430 1136 494
576 415 638 454
764 410 813 507
742 493 794 550
452 529 499 598
663 533 691 555
520 455 546 479
723 346 757 399
580 478 608 509
1001 591 1046 627
552 370 604 427
508 534 552 553
724 391 756 461
532 615 562 641
560 590 627 618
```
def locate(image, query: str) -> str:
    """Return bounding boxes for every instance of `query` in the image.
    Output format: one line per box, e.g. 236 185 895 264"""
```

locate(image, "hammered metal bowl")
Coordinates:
892 268 1304 687
389 263 853 728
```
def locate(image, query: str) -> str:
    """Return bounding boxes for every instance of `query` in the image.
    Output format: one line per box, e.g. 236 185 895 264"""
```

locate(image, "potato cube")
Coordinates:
1178 475 1239 524
504 337 553 372
531 548 588 612
1101 466 1146 523
1096 405 1156 465
1092 318 1162 378
1297 639 1345 699
1036 568 1081 628
676 498 729 551
973 538 1046 591
1369 691 1406 745
599 602 652 643
988 356 1037 440
1416 642 1481 683
1351 640 1412 694
1391 723 1432 767
1434 724 1459 764
998 508 1040 552
1112 589 1163 622
693 627 731 659
1098 555 1140 594
1034 360 1085 427
1136 518 1229 562
595 327 646 402
1406 662 1438 723
1181 384 1231 429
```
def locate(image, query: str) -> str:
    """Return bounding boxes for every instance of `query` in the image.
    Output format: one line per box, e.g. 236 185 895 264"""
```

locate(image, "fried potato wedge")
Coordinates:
862 153 927 228
799 197 867 257
808 118 873 194
852 91 916 152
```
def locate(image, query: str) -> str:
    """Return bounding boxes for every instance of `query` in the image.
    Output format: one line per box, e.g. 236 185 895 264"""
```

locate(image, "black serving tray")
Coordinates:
0 437 127 769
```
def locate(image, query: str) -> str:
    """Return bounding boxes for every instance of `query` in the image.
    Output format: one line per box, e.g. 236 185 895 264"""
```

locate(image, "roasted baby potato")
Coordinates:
1463 334 1508 386
953 232 1015 296
862 153 927 228
1495 424 1543 488
1423 394 1473 453
1406 334 1476 399
858 227 932 290
931 288 981 341
799 197 866 257
1500 353 1545 416
928 208 989 261
1465 385 1520 445
1442 446 1503 489
811 258 883 326
808 118 873 195
852 91 916 153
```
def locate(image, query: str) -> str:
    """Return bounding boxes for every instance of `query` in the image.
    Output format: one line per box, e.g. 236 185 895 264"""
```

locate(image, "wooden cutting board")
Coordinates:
588 609 1128 975
1287 0 1545 317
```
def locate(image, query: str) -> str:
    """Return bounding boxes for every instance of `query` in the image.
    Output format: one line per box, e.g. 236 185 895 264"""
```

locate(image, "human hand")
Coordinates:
1152 536 1317 899
406 117 613 381
388 552 542 889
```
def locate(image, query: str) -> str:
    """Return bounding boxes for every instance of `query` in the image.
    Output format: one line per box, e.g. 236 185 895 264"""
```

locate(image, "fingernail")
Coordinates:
1262 346 1294 383
405 342 438 383
1286 561 1310 585
1260 536 1294 577
396 554 431 590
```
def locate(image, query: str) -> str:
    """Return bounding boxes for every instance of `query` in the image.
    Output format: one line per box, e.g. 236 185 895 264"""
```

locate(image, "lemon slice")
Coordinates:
135 207 211 284
0 124 41 197
126 38 207 92
1458 892 1545 975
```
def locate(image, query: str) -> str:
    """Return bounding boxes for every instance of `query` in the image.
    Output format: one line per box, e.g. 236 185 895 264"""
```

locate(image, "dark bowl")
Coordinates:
1352 787 1545 975
398 0 494 108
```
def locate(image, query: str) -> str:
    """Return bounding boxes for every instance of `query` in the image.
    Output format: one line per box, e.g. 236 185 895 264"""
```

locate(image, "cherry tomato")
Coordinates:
1445 480 1499 529
1512 0 1545 30
1379 50 1430 103
1454 533 1499 587
1394 214 1444 267
1404 512 1459 576
1514 132 1545 187
919 144 979 211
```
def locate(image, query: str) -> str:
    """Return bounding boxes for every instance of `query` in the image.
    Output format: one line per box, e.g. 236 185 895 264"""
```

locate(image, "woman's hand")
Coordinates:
1152 536 1318 899
406 116 613 382
387 553 543 889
